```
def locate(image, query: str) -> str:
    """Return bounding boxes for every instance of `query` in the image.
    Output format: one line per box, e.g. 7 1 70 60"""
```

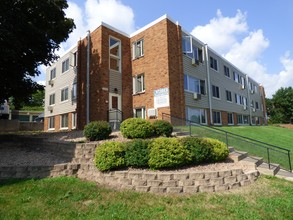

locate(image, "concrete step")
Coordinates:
257 162 280 176
172 131 190 137
228 146 234 153
229 151 248 162
275 169 293 181
241 156 263 167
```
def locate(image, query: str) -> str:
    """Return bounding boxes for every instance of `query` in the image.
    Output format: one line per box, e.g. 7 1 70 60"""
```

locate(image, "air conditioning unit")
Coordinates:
252 108 256 112
250 90 255 94
192 58 199 66
193 93 201 100
240 85 245 90
48 80 54 86
47 106 53 111
147 108 157 117
243 105 247 110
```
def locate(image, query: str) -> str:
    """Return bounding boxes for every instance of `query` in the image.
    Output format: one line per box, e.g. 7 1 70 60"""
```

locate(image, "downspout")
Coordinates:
246 75 252 125
86 30 90 124
205 44 213 125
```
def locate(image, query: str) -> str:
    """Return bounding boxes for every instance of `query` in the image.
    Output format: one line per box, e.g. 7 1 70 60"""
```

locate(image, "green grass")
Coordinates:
175 125 293 170
0 176 293 219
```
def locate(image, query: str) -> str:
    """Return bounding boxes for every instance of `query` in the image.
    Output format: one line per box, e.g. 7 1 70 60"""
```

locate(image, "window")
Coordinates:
237 114 243 124
73 52 77 66
185 45 203 62
50 68 56 80
134 107 146 119
182 35 192 53
243 97 247 106
234 72 245 87
133 74 145 93
224 66 230 78
109 37 121 71
228 113 234 125
72 112 76 129
48 116 55 129
186 107 206 124
255 102 259 110
235 94 243 105
62 58 69 73
49 93 55 105
210 56 218 71
72 83 77 100
60 114 68 129
184 75 205 95
243 115 249 124
226 90 232 102
213 111 221 124
212 85 220 99
133 39 144 59
61 87 69 102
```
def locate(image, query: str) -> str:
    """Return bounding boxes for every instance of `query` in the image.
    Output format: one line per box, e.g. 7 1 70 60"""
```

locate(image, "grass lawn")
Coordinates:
0 176 293 219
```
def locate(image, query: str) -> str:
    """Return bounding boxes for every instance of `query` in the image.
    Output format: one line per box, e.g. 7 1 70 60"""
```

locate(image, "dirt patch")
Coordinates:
275 124 293 129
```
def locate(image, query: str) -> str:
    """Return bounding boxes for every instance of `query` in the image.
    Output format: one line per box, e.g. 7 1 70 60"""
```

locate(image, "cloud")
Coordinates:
191 9 293 98
191 9 248 54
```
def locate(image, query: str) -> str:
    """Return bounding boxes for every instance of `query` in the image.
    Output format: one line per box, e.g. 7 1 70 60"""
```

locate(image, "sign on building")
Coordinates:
154 88 169 109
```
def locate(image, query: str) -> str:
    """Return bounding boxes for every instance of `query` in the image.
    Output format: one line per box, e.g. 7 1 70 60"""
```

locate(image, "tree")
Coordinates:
0 0 75 105
268 87 293 124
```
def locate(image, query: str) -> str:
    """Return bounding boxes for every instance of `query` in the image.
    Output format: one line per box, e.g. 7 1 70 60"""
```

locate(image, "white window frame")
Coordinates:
61 87 69 102
49 93 55 106
60 114 68 129
50 68 56 80
255 101 259 110
109 36 121 72
212 85 220 99
62 58 69 73
213 111 222 125
133 74 145 94
226 90 232 102
134 107 146 119
237 114 244 125
72 112 76 129
227 113 234 125
48 116 55 130
186 107 207 125
132 39 144 59
72 83 77 100
210 56 218 71
224 65 230 78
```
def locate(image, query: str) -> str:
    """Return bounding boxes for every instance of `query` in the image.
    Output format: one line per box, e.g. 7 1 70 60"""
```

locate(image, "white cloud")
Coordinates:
191 9 248 54
191 9 293 98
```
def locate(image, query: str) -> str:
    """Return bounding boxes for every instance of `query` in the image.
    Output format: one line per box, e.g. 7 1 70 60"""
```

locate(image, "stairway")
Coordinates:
228 147 293 181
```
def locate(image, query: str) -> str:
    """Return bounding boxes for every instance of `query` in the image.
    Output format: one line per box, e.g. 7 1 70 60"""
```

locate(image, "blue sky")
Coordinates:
37 0 293 98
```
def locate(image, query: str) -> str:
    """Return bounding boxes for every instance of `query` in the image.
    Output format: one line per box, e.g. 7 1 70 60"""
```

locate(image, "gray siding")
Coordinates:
109 70 122 95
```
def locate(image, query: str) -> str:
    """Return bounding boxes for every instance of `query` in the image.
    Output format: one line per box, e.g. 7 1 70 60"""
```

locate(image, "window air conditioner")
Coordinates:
243 105 247 110
240 85 245 90
193 92 201 100
250 90 255 94
48 80 54 86
252 108 256 112
147 108 157 117
47 106 53 111
192 58 199 66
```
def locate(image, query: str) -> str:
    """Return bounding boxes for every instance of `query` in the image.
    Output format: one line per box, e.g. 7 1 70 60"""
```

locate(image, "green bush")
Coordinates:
148 137 192 169
124 139 151 167
179 137 211 164
95 142 125 171
120 118 154 139
152 120 173 137
83 121 112 141
200 138 229 162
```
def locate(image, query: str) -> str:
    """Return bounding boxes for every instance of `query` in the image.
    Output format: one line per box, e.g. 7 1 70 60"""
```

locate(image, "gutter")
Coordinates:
205 44 213 125
86 30 90 124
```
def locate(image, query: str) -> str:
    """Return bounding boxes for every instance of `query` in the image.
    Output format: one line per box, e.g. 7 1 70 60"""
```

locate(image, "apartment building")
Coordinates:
44 15 267 131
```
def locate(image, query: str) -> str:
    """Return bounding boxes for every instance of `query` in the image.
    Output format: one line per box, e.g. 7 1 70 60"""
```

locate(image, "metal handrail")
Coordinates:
162 112 292 172
108 109 123 123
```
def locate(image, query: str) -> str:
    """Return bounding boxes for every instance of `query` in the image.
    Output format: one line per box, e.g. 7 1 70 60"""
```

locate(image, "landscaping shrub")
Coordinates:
148 137 192 169
152 120 173 137
120 118 154 139
83 121 112 141
200 138 229 162
124 139 151 167
95 142 125 171
179 137 211 164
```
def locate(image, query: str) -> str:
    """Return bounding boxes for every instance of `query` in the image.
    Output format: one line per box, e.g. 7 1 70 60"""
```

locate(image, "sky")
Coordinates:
36 0 293 98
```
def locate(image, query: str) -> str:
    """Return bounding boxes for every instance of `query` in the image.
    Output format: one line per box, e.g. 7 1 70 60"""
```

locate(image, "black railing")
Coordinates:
162 113 292 172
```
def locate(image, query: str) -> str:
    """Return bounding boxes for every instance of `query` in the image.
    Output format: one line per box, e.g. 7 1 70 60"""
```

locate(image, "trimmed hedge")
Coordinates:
83 121 112 141
95 142 125 171
124 139 151 167
148 137 192 169
200 138 229 162
120 118 154 139
152 120 173 137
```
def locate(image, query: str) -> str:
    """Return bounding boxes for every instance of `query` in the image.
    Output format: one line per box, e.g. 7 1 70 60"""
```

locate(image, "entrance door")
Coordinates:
109 93 121 111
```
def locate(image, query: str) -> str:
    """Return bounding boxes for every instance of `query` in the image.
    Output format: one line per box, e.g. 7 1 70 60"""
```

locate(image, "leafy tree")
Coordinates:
269 87 293 124
0 0 75 105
